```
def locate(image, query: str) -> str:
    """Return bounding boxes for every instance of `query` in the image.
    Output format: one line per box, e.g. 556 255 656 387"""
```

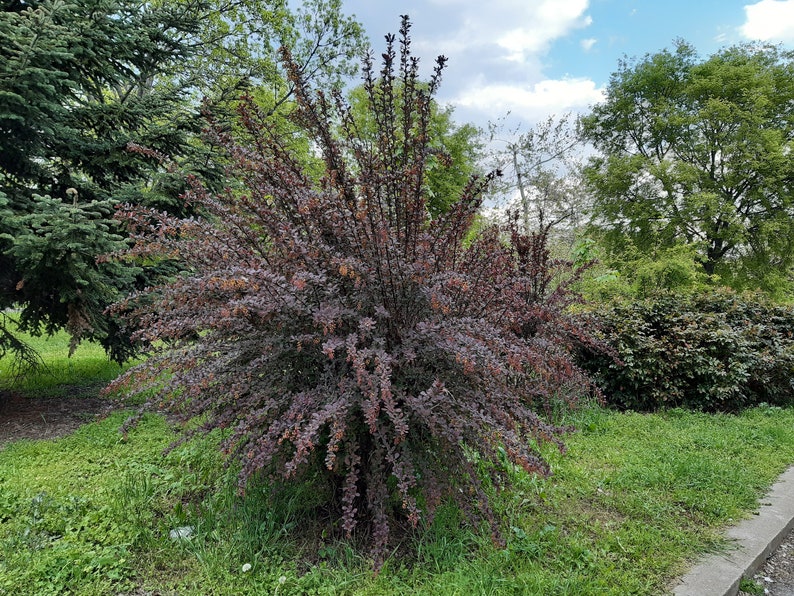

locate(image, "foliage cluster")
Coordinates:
574 241 716 302
578 290 794 411
108 19 595 562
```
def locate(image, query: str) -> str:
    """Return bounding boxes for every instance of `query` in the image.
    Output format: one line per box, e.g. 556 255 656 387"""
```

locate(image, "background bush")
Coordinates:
578 290 794 411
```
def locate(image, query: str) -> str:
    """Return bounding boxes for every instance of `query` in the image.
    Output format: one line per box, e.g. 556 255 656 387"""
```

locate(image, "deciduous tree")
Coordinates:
581 41 794 294
486 113 589 242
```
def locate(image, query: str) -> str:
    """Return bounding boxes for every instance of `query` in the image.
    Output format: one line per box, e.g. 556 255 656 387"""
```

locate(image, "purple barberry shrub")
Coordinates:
108 17 597 564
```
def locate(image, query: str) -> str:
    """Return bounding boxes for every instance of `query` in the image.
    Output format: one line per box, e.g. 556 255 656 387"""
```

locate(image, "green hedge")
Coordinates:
579 291 794 411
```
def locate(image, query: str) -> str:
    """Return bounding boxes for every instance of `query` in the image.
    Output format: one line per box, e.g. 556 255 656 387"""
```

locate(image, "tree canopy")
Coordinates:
581 41 794 294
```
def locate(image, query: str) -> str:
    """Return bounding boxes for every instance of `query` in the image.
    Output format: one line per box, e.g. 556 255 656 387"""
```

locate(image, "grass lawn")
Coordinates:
1 330 793 595
0 325 126 396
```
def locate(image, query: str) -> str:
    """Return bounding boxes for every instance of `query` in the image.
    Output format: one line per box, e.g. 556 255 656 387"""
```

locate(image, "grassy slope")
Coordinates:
1 332 793 595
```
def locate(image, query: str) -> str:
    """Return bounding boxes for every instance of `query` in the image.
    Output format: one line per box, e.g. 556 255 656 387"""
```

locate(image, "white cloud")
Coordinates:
740 0 794 42
498 28 552 61
494 1 592 63
371 0 599 126
414 0 592 66
453 77 605 122
580 38 597 51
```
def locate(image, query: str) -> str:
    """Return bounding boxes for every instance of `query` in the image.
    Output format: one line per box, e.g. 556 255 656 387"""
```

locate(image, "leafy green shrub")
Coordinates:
575 241 716 302
108 19 597 564
578 290 794 411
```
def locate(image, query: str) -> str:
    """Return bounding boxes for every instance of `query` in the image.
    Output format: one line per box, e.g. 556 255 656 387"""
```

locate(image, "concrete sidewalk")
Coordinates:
671 466 794 596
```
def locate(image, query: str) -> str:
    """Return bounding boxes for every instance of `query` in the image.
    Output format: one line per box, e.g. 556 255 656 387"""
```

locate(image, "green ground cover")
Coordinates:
1 332 793 595
0 325 126 395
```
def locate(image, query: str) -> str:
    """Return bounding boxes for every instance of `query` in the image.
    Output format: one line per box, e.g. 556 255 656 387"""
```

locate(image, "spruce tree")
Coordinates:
0 0 365 364
0 0 205 361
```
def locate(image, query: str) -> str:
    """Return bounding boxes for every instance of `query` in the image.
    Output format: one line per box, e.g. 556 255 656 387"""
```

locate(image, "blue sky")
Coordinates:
337 0 794 129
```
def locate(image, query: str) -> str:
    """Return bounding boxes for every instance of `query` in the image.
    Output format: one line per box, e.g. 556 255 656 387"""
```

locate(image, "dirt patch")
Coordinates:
0 389 116 449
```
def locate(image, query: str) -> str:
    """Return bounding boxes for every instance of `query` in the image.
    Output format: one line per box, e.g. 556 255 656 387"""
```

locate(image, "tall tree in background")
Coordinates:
581 41 794 294
189 0 366 125
486 113 589 243
1 0 206 361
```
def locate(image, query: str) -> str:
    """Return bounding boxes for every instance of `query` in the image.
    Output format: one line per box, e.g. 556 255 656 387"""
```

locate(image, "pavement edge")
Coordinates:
671 465 794 596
